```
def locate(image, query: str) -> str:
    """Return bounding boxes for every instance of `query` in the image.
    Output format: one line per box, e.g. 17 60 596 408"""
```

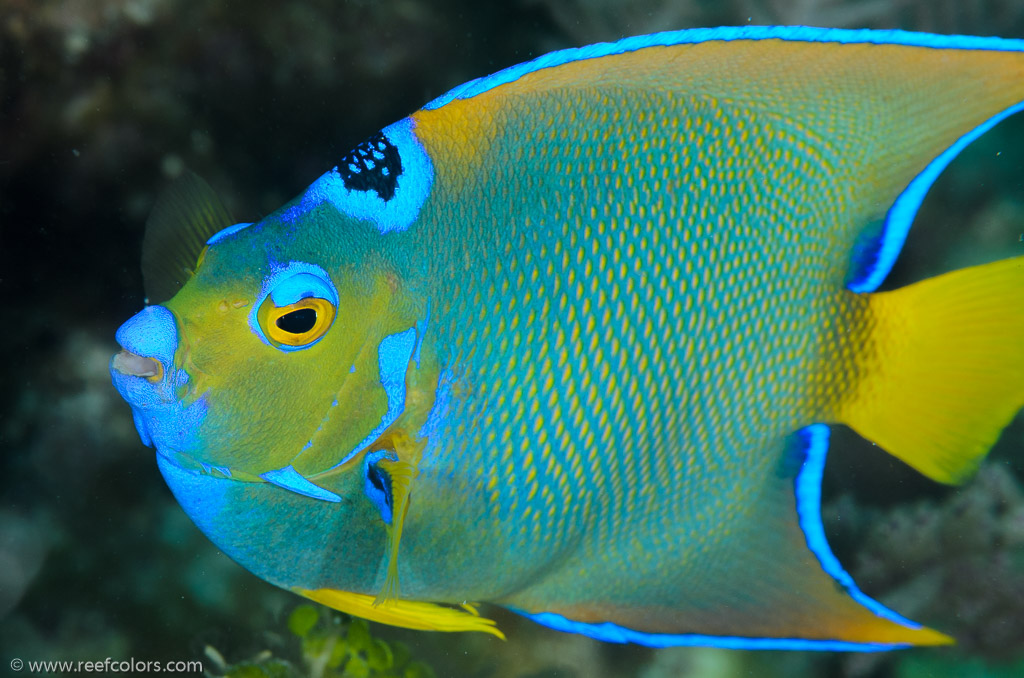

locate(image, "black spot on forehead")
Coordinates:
338 132 402 201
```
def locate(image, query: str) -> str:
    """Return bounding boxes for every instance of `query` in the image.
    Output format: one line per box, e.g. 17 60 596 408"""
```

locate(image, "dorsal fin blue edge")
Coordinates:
424 26 1024 292
514 424 922 651
847 98 1024 292
424 26 1024 111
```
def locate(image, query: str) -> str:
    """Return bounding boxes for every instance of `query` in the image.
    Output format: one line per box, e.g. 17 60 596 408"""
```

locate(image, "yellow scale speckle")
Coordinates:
387 37 991 617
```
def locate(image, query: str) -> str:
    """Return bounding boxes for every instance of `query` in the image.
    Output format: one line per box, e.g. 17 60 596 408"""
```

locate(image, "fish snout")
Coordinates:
110 304 201 451
110 304 180 417
112 304 178 379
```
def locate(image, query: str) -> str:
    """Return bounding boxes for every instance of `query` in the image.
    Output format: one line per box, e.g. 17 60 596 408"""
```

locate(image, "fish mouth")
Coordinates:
111 350 163 381
110 348 337 495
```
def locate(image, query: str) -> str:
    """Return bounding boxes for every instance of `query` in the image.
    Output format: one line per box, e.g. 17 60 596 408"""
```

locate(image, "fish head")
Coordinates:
113 114 435 512
110 197 420 490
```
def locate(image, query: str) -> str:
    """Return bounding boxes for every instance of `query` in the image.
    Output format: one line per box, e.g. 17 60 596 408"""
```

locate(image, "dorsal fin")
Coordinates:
142 170 234 304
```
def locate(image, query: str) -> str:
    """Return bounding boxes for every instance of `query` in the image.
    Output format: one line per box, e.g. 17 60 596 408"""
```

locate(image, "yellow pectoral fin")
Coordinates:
294 587 505 638
369 429 426 608
373 452 416 608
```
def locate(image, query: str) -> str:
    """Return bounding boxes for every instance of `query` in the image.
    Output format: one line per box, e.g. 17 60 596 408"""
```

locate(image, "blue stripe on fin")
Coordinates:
424 26 1024 110
793 424 918 628
516 610 907 652
847 99 1024 292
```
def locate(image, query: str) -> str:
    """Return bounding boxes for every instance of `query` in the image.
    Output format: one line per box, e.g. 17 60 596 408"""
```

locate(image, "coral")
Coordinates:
203 604 437 678
822 462 1024 677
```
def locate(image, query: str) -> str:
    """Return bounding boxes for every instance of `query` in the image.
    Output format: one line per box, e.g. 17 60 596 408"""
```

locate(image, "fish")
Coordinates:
110 26 1024 651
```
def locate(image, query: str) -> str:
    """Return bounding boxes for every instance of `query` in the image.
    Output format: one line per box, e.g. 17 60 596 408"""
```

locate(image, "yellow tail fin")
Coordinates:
839 256 1024 484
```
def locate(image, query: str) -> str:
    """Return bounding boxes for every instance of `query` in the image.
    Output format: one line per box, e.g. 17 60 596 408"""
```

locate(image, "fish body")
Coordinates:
111 26 1024 650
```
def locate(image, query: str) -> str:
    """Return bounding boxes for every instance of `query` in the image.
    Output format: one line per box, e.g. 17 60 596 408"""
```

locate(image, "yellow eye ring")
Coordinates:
258 296 336 348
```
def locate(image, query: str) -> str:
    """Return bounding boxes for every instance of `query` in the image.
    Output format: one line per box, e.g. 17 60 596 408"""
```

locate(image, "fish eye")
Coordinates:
276 307 318 334
261 297 335 348
253 266 339 351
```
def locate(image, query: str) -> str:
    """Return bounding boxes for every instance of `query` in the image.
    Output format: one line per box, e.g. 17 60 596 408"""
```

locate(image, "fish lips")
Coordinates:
112 350 162 379
112 355 338 499
111 304 208 460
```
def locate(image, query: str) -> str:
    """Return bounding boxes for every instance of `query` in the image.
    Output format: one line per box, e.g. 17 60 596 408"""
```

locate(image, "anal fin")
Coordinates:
510 426 952 650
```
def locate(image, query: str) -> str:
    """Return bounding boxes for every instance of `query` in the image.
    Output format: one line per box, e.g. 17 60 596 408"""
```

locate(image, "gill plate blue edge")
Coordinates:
322 327 419 473
518 424 917 651
261 465 341 502
417 369 452 440
279 117 433 234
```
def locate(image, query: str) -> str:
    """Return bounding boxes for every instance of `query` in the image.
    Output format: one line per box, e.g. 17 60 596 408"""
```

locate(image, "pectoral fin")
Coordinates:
371 432 424 607
142 171 235 304
348 422 429 611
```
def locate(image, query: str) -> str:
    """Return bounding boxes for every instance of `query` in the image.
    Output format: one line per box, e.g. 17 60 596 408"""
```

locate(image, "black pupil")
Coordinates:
276 308 317 334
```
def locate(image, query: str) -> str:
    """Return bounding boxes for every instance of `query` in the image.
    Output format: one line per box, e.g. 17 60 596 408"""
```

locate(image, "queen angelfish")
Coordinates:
110 26 1024 650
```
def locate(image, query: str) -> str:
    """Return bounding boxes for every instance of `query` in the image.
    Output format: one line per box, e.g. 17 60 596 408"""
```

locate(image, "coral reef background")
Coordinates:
3 1 1024 676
